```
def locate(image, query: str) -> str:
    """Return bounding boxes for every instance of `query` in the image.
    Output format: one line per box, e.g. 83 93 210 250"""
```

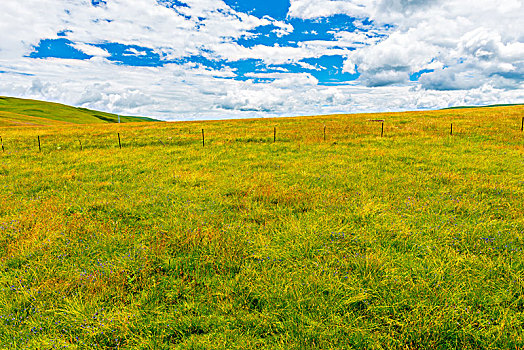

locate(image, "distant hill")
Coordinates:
0 96 158 126
441 103 524 110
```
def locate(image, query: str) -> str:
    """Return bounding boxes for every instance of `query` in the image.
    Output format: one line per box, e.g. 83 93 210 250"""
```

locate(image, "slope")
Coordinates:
0 96 158 126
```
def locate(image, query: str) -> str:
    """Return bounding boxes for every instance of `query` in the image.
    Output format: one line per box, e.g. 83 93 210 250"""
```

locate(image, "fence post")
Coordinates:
521 117 523 132
38 136 41 152
79 139 83 151
202 129 205 147
381 122 384 137
450 123 453 136
1 136 4 152
118 133 122 149
324 125 326 141
274 127 276 143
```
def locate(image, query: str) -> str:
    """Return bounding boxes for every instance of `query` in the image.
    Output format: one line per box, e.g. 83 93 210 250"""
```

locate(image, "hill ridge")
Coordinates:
0 96 158 126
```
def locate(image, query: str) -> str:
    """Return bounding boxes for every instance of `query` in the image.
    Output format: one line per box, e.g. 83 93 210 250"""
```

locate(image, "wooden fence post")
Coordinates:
1 136 4 152
274 127 276 143
118 133 122 149
450 123 453 136
381 122 384 137
38 136 41 152
202 129 205 147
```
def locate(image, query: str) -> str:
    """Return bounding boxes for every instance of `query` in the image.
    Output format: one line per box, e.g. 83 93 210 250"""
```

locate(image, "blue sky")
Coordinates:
0 0 523 120
28 6 367 84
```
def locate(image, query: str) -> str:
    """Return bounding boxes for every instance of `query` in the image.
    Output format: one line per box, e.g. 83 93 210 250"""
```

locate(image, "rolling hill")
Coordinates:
441 103 524 110
0 96 158 126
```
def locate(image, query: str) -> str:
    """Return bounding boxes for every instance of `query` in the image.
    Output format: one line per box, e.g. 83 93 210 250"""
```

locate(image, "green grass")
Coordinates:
0 105 523 349
0 96 158 126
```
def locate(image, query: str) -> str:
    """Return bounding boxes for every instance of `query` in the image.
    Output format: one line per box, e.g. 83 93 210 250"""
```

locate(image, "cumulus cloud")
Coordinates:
336 0 524 92
288 0 372 19
1 56 522 120
0 0 522 120
419 67 482 91
375 0 440 15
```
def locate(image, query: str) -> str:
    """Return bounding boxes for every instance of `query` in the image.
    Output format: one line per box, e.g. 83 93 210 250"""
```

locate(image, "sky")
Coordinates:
0 0 523 121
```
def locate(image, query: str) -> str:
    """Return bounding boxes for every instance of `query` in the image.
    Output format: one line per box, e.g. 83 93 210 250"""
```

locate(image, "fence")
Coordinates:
0 116 522 154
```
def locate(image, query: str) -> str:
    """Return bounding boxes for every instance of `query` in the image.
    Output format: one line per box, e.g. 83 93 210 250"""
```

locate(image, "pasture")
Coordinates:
0 105 523 348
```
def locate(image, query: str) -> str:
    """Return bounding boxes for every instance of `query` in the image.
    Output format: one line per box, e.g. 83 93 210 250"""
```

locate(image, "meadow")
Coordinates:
0 104 523 349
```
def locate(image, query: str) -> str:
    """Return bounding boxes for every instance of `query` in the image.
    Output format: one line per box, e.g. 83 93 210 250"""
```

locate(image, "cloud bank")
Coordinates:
0 0 522 120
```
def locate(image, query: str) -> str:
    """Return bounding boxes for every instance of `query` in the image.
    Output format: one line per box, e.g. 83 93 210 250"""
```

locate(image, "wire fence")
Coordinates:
0 115 522 154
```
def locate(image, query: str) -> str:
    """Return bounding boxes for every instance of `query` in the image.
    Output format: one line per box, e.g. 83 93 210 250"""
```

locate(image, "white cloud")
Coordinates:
72 43 110 57
0 0 522 120
288 0 373 19
2 54 522 121
333 0 524 90
270 18 294 37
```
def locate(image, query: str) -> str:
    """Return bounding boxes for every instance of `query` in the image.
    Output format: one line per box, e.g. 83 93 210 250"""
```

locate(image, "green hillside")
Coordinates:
0 96 158 126
441 103 524 110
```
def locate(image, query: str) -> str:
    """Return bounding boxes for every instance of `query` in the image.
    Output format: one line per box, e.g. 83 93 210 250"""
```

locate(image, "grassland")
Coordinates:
0 105 523 349
0 96 157 127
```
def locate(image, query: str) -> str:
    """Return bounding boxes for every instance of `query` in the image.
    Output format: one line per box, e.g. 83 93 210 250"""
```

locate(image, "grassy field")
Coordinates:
0 105 523 349
0 96 157 127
